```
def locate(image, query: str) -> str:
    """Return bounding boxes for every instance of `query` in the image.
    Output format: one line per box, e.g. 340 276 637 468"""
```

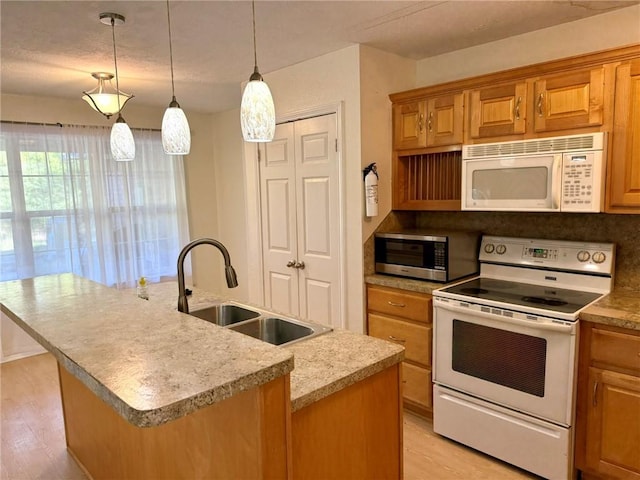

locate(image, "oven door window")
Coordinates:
452 320 547 397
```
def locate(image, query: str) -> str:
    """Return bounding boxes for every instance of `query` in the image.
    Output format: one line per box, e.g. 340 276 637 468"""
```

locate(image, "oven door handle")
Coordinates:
435 301 575 333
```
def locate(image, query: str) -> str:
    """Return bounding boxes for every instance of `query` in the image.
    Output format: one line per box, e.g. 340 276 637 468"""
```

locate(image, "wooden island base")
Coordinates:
58 366 291 479
58 363 402 480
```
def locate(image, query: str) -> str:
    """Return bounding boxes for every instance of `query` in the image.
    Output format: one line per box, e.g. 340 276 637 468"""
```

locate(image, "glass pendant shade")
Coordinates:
110 114 135 161
82 72 132 118
162 98 191 155
241 77 275 142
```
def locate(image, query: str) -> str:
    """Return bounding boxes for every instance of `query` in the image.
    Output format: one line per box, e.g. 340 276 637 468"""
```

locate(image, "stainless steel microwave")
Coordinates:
374 230 480 282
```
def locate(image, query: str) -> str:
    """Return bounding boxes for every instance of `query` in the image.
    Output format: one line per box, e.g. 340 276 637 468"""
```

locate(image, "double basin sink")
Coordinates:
188 302 332 347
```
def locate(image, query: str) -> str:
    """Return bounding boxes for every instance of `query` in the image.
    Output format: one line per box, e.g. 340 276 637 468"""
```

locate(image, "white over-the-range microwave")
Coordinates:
462 132 606 212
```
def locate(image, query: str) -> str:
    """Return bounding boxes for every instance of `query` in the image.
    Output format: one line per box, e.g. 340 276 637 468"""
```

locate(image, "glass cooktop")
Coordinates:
440 277 603 314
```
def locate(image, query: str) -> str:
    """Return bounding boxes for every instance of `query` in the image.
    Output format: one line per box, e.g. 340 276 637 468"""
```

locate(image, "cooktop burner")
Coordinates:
440 277 602 314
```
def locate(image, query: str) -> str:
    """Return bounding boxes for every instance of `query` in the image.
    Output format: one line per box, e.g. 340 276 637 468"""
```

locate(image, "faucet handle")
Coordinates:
286 260 297 268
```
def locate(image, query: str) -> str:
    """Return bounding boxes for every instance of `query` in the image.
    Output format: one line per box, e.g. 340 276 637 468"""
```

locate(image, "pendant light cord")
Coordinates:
166 0 176 98
110 17 122 113
252 0 258 70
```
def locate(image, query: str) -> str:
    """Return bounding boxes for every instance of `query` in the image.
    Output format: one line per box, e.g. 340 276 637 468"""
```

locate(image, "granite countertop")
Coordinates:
0 274 294 427
366 273 640 332
144 282 405 413
580 288 640 331
364 273 448 294
0 275 404 425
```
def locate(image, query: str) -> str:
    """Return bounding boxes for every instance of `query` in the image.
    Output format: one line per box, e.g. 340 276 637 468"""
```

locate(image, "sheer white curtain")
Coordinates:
0 122 190 288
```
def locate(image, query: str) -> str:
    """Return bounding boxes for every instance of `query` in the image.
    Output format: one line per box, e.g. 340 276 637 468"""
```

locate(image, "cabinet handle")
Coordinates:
428 111 433 132
286 260 296 268
592 380 599 407
294 261 305 270
387 301 406 308
514 96 522 120
388 335 406 344
537 93 544 117
418 113 424 133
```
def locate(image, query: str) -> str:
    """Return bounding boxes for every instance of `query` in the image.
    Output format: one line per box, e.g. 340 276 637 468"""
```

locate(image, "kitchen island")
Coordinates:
0 274 404 479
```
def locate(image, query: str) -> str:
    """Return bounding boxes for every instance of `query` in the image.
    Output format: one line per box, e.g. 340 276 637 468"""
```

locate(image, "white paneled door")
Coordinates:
259 114 341 328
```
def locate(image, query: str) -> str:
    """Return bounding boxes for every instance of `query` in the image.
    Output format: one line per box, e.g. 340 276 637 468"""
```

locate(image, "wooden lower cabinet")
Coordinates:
575 322 640 479
367 284 433 417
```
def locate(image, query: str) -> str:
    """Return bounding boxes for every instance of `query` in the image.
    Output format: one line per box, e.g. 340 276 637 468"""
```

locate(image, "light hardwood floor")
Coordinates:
1 354 539 479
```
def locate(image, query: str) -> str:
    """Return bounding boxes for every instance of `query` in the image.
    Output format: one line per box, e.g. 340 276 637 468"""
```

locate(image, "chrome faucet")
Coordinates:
177 238 238 313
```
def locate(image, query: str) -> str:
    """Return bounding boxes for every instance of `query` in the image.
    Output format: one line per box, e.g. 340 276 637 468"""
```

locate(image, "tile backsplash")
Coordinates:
365 211 640 291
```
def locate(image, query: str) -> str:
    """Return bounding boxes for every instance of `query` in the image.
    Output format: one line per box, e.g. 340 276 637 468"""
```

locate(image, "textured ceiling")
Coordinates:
1 0 638 114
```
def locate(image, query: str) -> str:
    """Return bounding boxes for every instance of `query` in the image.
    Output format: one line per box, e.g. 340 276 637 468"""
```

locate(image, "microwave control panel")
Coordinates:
561 151 603 212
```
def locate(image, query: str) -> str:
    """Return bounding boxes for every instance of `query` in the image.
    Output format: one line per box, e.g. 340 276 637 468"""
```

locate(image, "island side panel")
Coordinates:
291 364 403 479
58 365 291 479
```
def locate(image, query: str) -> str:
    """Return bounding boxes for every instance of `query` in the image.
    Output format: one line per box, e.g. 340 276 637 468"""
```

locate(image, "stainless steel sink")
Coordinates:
229 316 332 346
189 304 260 326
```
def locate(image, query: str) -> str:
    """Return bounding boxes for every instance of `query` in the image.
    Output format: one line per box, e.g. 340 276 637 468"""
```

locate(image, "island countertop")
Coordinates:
141 281 406 412
1 274 404 425
0 274 294 427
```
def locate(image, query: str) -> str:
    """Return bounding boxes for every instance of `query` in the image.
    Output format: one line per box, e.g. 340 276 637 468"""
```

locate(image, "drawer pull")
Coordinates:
388 301 406 308
592 380 599 407
388 335 406 344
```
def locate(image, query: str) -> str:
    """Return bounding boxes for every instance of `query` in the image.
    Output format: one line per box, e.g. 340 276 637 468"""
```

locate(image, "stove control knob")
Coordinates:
592 251 607 264
577 250 591 262
484 243 495 254
496 244 507 255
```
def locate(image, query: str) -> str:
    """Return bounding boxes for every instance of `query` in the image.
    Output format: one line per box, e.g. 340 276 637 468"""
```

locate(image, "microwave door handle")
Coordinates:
434 300 574 333
552 156 562 210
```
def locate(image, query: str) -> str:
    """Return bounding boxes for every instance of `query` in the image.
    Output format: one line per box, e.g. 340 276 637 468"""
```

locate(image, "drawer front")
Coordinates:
591 327 640 373
403 363 432 409
368 313 432 366
367 285 432 324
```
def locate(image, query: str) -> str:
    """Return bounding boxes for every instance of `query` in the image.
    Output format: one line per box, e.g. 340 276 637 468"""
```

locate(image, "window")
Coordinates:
0 123 190 288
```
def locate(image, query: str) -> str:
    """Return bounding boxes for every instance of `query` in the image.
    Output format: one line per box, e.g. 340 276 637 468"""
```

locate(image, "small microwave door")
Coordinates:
462 155 561 211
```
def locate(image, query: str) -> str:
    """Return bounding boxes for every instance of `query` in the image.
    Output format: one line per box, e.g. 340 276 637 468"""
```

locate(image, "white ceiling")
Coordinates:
1 0 638 114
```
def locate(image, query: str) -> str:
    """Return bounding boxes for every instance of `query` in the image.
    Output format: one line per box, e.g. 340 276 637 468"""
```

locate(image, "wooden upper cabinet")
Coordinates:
393 93 463 150
393 100 427 150
607 59 640 212
426 93 464 147
533 67 605 133
469 82 527 140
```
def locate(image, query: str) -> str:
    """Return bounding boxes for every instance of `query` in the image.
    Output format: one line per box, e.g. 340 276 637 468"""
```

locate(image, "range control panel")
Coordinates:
479 236 615 275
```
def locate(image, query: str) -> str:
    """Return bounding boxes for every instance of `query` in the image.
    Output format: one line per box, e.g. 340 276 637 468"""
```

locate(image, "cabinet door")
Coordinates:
393 100 427 150
426 93 463 147
534 67 604 132
607 59 640 212
585 367 640 479
469 82 527 139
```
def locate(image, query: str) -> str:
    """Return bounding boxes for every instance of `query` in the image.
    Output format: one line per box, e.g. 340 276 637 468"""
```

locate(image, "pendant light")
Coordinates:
82 72 133 118
240 0 275 143
101 12 135 162
161 0 191 155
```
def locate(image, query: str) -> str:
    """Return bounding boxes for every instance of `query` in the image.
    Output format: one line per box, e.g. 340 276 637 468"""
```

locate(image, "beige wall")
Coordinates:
242 45 366 331
359 45 415 243
416 4 640 87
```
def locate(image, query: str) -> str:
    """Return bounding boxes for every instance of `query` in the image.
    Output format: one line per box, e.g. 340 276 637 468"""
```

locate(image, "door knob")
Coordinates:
294 261 305 270
286 260 296 268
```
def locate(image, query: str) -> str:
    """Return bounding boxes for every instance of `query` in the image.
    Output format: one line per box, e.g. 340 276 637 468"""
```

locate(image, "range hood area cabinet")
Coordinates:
389 44 640 213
